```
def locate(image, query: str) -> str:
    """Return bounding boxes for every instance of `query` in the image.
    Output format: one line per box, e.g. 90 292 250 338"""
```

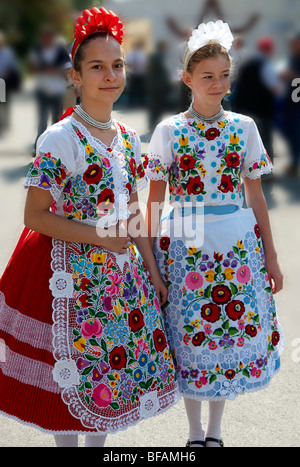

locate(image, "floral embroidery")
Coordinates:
155 219 281 398
145 113 273 205
118 124 146 190
27 123 142 222
29 152 70 192
70 244 177 410
146 156 169 178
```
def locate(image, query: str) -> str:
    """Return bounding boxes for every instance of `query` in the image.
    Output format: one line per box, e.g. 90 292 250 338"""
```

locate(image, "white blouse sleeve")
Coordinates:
24 125 76 202
145 121 173 182
241 118 273 179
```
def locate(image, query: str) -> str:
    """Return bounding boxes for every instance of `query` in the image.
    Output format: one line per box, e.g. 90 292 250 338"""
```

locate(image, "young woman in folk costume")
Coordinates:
145 21 284 447
0 8 180 447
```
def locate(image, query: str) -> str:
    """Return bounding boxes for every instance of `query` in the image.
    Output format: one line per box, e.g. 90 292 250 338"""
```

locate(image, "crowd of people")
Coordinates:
0 24 299 175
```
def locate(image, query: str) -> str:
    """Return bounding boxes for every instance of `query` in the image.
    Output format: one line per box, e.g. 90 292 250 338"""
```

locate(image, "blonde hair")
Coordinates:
185 41 231 73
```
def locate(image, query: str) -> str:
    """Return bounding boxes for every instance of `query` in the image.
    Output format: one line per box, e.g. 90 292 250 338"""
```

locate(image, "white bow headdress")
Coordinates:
184 20 234 71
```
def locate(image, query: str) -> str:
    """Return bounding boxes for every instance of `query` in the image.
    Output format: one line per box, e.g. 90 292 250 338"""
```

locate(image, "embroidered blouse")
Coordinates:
145 112 273 207
24 116 147 228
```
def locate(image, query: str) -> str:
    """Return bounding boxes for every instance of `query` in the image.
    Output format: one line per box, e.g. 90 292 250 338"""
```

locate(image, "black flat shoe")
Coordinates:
186 439 206 447
205 437 224 447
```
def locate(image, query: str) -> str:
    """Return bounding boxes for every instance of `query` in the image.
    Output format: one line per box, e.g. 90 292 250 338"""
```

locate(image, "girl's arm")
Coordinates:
127 189 168 305
145 180 168 249
243 177 283 294
24 187 131 253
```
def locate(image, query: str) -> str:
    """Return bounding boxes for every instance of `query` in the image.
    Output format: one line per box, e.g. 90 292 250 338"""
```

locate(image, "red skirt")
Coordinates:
0 229 97 433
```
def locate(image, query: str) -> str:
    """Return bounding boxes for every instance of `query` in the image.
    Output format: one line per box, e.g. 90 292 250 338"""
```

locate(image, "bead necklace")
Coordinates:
188 103 225 124
74 105 113 130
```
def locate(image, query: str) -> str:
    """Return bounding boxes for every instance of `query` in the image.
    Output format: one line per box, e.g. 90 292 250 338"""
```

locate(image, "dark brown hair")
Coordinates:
73 32 110 72
186 41 231 73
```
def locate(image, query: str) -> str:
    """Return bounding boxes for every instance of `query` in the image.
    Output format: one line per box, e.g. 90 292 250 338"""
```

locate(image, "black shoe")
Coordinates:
205 437 224 447
186 439 205 447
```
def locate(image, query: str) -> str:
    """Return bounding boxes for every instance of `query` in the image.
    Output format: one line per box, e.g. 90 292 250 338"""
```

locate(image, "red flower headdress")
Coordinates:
71 7 124 61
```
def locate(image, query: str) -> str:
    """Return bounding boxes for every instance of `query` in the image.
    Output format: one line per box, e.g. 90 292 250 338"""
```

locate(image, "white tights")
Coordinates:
184 398 226 446
54 434 107 447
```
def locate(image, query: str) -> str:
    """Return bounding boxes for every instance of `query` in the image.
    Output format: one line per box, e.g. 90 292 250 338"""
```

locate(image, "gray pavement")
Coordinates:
0 88 299 447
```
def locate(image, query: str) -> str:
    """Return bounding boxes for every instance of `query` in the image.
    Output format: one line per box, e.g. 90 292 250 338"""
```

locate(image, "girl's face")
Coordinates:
183 55 231 110
72 35 126 105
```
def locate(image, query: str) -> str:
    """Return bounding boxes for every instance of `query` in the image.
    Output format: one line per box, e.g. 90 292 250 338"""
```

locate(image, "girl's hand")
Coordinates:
97 223 131 254
151 274 168 306
265 257 284 294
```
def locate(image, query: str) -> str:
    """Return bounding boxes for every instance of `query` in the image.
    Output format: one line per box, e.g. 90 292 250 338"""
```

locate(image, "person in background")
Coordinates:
228 36 248 111
62 63 81 111
234 36 282 168
146 40 171 132
0 31 21 135
125 40 148 108
176 28 193 112
280 31 300 176
29 25 72 153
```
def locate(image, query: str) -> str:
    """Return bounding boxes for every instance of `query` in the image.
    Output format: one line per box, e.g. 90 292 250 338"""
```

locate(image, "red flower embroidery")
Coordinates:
83 164 103 185
225 369 236 380
160 236 170 251
201 303 221 323
137 163 145 178
128 308 145 333
143 155 149 169
78 294 90 308
211 285 232 305
129 158 136 177
153 329 167 352
117 123 127 134
272 331 280 347
214 252 223 262
224 152 240 168
245 324 258 338
109 346 127 370
79 278 92 291
225 300 245 321
97 188 115 212
218 174 234 193
186 176 204 195
179 154 197 171
254 224 261 238
55 168 67 186
126 182 132 196
205 128 220 140
192 332 206 347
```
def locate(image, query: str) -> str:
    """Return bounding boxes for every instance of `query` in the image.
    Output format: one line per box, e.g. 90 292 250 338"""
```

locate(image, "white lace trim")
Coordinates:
0 291 53 352
0 346 60 394
241 159 273 179
24 174 63 203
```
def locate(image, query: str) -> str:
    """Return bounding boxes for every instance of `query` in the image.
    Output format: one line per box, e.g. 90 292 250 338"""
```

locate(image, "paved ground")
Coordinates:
0 87 299 447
